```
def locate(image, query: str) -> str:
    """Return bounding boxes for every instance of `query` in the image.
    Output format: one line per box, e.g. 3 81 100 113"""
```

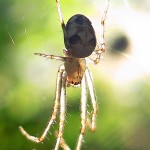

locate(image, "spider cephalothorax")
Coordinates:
64 57 86 86
19 0 109 150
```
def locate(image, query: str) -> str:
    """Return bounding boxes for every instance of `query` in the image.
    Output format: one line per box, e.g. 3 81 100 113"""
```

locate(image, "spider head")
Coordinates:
65 14 96 58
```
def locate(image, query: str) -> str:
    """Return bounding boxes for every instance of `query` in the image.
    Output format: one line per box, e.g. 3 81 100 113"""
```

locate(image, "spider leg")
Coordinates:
85 68 97 131
19 65 64 143
85 112 92 129
100 0 109 53
76 74 87 150
87 0 109 64
34 53 66 62
55 131 71 150
56 0 67 41
54 71 67 150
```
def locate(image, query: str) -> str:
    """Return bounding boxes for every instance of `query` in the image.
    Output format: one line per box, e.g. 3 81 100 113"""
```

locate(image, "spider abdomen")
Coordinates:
65 14 96 58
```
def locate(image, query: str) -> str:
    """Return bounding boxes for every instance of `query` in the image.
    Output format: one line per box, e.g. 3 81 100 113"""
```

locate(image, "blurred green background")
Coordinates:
1 0 150 149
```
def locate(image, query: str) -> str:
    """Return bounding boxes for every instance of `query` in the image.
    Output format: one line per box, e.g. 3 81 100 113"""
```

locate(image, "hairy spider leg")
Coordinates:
85 68 97 131
55 131 71 150
19 65 65 143
54 71 67 150
76 74 88 150
56 0 67 41
34 53 66 61
87 0 109 64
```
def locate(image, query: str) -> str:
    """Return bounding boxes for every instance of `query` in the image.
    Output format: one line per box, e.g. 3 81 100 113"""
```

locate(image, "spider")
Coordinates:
19 0 109 149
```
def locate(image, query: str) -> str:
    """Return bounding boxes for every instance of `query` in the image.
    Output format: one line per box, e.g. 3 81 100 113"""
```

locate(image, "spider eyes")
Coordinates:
69 34 80 45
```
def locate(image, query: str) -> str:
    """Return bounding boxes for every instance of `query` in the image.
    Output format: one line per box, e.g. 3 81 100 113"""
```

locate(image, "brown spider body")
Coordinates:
19 0 109 150
64 57 86 86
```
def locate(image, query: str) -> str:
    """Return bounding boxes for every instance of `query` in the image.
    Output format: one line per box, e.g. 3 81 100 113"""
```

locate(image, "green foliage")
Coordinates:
0 0 150 150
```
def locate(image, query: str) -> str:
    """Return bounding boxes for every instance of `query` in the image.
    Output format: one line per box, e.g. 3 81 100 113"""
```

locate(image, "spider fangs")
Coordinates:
19 0 109 150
